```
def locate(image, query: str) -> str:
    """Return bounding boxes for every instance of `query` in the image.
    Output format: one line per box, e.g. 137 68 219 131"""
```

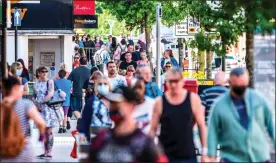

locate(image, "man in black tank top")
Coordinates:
149 68 208 163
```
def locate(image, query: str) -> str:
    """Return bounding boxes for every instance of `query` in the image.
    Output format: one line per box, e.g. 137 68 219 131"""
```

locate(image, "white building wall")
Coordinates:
6 34 29 66
33 39 61 79
63 35 73 72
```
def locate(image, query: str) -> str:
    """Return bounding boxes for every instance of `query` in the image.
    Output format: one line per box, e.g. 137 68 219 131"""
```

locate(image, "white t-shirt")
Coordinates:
132 97 155 134
108 75 127 90
161 73 167 92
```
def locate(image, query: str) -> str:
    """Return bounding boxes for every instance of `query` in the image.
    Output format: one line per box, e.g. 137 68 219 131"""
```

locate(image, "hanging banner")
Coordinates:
74 0 95 15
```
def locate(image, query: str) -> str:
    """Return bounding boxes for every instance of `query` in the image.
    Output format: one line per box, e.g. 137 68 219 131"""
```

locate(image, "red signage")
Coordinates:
74 0 95 15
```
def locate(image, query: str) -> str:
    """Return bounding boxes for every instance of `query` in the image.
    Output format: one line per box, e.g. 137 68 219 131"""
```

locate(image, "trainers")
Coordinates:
67 121 71 130
63 128 67 133
37 154 47 159
58 128 63 133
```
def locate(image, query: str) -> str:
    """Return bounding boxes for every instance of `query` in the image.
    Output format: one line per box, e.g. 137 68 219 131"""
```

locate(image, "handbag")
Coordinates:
45 80 66 109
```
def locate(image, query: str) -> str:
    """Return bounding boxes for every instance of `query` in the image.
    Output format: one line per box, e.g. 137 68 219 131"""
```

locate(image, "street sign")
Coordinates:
14 9 21 26
174 16 200 37
188 16 200 34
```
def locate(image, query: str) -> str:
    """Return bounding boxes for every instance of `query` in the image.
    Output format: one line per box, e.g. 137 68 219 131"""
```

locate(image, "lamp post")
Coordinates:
107 19 115 35
156 2 162 88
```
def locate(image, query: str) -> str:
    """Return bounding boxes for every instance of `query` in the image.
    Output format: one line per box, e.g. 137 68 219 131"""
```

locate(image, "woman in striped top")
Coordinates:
1 76 46 162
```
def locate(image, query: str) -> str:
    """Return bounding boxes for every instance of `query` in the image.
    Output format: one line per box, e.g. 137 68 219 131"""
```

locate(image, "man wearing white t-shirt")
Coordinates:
130 77 155 134
107 61 127 90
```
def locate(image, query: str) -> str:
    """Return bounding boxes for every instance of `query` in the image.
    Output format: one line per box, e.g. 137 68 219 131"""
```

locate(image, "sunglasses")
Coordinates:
74 57 79 59
128 69 135 72
98 83 108 86
40 70 48 73
166 66 171 68
167 78 181 84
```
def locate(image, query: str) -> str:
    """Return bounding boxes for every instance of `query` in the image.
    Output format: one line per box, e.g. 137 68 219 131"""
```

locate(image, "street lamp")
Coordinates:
107 19 115 35
156 2 162 88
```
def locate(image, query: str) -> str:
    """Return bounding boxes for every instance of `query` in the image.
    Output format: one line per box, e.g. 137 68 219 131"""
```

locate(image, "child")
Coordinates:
54 70 72 133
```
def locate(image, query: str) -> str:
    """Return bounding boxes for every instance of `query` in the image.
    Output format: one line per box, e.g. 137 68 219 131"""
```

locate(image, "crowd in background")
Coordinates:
0 33 275 163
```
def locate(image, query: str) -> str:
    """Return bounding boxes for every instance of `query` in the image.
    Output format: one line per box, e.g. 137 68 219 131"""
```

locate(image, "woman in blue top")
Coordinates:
79 76 113 141
161 49 179 71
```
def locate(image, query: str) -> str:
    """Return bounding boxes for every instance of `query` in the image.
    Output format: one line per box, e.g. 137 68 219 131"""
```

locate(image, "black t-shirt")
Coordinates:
87 128 167 162
132 51 141 61
119 61 137 70
120 52 139 62
68 66 90 97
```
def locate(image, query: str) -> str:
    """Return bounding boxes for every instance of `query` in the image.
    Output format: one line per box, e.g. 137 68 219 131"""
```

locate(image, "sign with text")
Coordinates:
74 15 98 28
10 0 73 30
40 52 55 66
174 16 200 36
74 0 95 15
188 16 200 34
254 33 275 112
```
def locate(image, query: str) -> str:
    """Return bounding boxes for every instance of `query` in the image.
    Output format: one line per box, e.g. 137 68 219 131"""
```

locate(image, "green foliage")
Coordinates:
83 9 128 41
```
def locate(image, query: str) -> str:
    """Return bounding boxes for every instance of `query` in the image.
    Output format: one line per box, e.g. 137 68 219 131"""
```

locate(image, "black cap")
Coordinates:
104 86 136 103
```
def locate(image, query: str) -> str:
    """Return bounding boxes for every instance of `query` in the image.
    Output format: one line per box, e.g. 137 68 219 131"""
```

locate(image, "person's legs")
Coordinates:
62 106 69 132
44 127 54 157
72 96 82 119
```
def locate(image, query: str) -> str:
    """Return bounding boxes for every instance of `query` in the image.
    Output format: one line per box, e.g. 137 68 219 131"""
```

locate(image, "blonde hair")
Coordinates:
94 76 112 95
90 70 103 81
60 63 68 72
10 62 21 76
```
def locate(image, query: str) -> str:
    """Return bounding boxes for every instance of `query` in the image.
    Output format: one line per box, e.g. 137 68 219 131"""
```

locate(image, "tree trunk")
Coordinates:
144 13 151 57
178 38 184 68
198 50 205 72
245 30 254 88
206 51 213 79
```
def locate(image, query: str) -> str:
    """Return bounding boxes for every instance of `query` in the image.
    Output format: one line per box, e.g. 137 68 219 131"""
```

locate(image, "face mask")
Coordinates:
110 109 123 125
232 86 247 96
97 84 109 96
16 69 22 76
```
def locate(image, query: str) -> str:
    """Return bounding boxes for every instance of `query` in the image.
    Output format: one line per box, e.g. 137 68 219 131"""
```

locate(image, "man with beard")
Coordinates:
207 68 275 162
106 61 127 90
130 77 155 134
86 86 168 163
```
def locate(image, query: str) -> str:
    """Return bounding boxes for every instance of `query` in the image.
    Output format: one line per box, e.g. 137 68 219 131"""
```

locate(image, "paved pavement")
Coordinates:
30 120 78 162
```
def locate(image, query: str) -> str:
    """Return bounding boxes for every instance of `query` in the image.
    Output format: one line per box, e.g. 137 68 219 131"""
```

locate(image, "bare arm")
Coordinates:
27 106 46 135
23 82 29 96
149 97 162 138
43 80 54 102
191 93 207 148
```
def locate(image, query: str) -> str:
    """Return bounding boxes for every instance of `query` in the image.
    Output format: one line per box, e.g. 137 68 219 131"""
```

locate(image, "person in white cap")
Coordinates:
200 71 229 125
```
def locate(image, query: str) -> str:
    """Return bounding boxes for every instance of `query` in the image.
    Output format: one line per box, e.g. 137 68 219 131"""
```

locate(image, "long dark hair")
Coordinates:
17 59 27 71
111 37 117 49
120 39 127 45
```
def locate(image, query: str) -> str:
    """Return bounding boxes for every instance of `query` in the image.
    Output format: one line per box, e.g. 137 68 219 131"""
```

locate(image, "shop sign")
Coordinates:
40 52 55 66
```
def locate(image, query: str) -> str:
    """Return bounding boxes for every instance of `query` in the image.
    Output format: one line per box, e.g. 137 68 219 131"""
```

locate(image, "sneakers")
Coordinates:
58 127 63 133
67 121 71 130
37 154 51 159
63 128 67 133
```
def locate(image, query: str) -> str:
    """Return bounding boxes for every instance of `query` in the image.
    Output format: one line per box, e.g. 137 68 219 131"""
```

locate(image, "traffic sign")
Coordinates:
14 9 21 26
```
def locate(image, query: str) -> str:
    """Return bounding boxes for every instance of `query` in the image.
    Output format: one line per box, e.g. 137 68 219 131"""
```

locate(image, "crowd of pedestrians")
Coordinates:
0 33 275 162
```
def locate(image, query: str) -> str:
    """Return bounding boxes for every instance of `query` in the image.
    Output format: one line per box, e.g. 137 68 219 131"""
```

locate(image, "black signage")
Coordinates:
74 15 98 29
9 0 73 30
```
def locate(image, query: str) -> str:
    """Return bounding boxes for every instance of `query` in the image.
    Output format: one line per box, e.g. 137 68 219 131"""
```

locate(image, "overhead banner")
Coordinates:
253 32 275 111
74 0 95 15
74 15 98 28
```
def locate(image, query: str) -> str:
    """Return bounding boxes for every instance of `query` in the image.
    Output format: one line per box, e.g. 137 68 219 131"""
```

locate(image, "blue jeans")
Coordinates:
168 157 198 163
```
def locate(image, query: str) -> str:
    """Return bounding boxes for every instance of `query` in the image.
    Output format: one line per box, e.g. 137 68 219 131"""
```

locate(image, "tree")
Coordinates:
220 0 275 87
98 0 188 59
83 9 128 41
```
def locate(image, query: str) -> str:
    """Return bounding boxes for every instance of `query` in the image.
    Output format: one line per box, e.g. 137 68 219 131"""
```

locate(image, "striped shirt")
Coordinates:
1 99 35 162
200 85 228 124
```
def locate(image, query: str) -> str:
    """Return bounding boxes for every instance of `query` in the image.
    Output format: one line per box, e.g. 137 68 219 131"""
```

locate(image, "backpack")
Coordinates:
0 100 25 158
94 50 104 65
119 45 127 55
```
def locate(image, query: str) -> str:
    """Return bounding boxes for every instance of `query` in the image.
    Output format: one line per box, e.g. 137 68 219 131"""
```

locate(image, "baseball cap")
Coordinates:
104 86 136 103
